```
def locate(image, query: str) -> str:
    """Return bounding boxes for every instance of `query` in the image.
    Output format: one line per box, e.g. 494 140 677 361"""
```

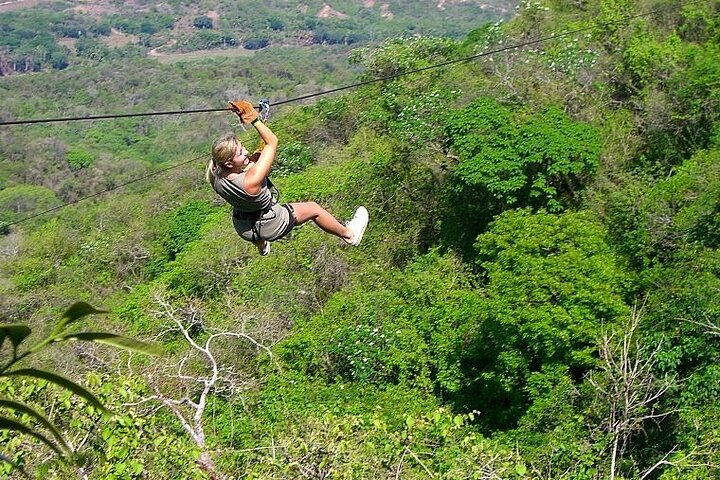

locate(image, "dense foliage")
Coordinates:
1 0 720 478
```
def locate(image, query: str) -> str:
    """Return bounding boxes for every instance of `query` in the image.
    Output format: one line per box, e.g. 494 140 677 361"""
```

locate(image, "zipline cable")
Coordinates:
4 153 207 227
268 5 676 107
2 0 705 226
4 113 324 227
0 1 699 127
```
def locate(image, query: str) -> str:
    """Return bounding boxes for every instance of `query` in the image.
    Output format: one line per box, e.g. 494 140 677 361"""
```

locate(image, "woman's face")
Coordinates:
226 142 250 169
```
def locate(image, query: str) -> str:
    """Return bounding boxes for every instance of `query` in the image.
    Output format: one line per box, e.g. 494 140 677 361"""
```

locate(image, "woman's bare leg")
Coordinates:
291 202 353 241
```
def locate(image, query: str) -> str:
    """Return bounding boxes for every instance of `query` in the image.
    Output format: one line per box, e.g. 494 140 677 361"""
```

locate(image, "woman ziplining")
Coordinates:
206 99 368 256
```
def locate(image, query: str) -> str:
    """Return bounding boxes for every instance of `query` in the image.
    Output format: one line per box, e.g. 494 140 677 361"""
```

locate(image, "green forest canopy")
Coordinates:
0 0 719 478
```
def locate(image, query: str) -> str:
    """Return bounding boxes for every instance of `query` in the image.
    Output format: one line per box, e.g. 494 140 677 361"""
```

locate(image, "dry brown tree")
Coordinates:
126 291 276 479
588 301 677 479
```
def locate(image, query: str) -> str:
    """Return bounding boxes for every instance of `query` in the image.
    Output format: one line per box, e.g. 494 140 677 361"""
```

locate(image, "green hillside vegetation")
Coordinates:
0 0 515 74
1 0 720 478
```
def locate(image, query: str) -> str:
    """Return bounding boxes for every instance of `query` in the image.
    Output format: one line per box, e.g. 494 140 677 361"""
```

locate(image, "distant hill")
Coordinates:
0 0 516 75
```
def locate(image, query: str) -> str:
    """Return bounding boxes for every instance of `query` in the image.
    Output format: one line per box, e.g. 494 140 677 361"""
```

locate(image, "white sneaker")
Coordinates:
345 206 368 246
258 240 270 256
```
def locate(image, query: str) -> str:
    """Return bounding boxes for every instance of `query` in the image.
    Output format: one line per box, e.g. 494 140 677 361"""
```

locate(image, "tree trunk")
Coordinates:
197 451 220 480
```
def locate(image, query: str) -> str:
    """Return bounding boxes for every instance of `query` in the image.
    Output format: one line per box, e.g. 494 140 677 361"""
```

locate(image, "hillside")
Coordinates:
1 0 719 478
0 0 515 74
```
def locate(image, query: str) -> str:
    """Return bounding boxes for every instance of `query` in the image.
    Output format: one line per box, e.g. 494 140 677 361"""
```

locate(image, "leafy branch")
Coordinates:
0 301 162 475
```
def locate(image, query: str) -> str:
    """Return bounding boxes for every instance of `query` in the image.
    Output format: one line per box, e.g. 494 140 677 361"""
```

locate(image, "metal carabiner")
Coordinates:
258 98 271 122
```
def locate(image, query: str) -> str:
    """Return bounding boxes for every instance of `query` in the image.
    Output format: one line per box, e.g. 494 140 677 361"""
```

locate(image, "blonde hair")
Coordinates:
207 135 241 186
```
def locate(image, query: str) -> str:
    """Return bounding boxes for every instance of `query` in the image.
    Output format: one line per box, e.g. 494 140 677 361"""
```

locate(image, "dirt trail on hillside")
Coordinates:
148 39 178 57
0 0 47 12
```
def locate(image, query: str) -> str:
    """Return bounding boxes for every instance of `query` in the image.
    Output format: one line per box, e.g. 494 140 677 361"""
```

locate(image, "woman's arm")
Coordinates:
228 100 279 196
243 119 278 195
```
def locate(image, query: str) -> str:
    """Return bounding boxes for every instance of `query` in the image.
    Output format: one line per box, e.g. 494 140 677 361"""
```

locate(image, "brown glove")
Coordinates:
228 100 259 124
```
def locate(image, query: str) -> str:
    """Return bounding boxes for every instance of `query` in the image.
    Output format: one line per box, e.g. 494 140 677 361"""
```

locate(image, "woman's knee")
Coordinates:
291 201 322 223
303 201 321 212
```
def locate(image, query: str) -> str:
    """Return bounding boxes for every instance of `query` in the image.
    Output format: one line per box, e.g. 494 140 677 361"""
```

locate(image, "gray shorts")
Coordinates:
232 203 296 242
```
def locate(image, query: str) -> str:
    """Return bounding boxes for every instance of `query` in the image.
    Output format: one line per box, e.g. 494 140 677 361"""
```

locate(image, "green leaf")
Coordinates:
0 398 69 452
0 325 32 352
55 302 107 332
130 459 144 475
0 369 105 412
0 415 63 456
405 416 415 429
453 414 463 427
0 451 28 478
58 332 163 356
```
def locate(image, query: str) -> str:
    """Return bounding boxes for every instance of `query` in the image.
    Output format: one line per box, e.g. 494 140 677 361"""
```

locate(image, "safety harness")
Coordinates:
232 176 280 242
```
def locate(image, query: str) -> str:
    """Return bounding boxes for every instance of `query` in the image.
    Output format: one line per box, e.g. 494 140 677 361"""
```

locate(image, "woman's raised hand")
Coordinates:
228 100 259 124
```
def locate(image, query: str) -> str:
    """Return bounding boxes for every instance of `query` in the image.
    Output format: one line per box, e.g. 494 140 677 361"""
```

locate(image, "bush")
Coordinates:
65 148 94 170
244 35 269 50
272 142 313 177
192 15 213 29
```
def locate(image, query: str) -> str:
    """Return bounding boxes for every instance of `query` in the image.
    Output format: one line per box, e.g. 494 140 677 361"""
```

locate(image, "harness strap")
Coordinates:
232 208 263 241
266 176 280 204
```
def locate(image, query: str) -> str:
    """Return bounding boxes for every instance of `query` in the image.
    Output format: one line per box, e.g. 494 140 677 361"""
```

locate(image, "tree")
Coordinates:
441 97 601 254
454 209 629 430
588 302 677 479
349 36 459 79
148 200 216 276
447 97 601 212
641 43 720 167
193 16 213 30
267 16 284 31
65 148 94 170
74 37 109 61
49 49 68 70
127 291 276 478
0 185 57 227
243 35 269 50
603 148 720 268
272 141 313 177
275 250 482 393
